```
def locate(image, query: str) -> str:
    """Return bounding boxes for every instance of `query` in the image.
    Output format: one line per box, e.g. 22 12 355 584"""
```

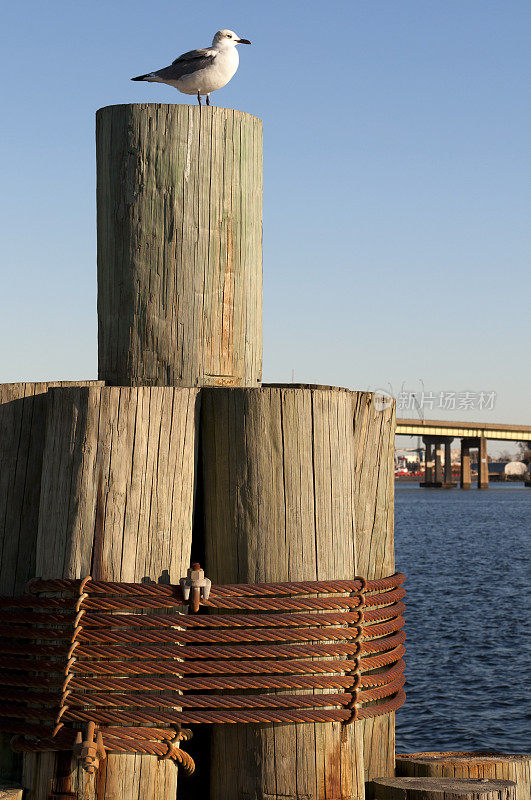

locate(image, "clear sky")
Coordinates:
1 1 530 454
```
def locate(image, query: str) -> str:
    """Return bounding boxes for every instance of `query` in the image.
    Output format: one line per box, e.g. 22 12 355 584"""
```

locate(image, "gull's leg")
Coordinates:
197 91 202 106
206 94 210 106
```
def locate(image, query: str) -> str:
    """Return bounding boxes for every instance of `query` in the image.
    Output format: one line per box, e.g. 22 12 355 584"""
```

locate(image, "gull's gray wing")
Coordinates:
154 48 217 81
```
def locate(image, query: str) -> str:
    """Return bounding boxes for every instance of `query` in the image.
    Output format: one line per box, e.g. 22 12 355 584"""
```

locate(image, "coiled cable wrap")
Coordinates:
0 570 405 773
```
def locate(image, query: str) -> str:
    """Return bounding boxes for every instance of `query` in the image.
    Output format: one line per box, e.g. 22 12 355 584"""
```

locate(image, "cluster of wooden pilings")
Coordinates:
0 105 394 800
0 105 527 800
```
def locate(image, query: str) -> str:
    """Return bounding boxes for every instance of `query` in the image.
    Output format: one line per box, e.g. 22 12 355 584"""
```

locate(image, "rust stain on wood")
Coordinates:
93 754 108 800
324 744 345 800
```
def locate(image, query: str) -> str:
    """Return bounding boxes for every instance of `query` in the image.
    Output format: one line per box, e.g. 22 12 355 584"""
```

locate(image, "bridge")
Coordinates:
396 418 531 489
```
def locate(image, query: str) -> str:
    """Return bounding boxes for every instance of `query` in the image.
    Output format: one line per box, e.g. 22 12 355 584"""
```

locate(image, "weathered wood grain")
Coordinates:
0 782 23 800
396 752 531 800
21 385 199 800
351 392 396 791
373 776 516 800
0 380 102 781
96 104 263 388
0 381 102 596
201 386 374 800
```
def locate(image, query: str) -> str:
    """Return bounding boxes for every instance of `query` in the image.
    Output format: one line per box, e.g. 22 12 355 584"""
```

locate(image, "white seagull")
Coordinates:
132 29 252 106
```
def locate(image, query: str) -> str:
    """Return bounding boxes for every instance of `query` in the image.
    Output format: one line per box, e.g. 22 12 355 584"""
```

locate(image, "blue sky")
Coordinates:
1 1 530 453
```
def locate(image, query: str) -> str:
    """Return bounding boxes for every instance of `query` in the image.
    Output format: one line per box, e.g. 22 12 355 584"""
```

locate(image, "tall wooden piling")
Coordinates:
96 104 263 388
201 385 396 800
22 386 200 800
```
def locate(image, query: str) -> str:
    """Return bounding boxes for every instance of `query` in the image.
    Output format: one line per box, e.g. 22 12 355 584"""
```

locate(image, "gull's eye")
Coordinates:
226 34 232 38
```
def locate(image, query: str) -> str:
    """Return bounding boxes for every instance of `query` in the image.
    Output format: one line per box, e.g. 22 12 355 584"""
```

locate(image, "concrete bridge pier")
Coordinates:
460 437 488 489
421 436 456 488
423 438 434 483
478 437 489 488
460 438 472 489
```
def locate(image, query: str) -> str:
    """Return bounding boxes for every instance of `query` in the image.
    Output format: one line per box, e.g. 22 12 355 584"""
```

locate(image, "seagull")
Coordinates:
131 29 251 106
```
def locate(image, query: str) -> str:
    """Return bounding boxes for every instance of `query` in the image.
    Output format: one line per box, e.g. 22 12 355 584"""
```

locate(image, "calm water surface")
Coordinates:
394 483 530 753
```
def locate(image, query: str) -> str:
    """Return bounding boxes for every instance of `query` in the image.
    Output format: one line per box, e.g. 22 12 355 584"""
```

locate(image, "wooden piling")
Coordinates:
0 381 102 597
0 381 102 781
201 385 395 800
396 752 531 800
96 104 263 388
21 386 200 800
351 392 396 789
373 776 516 800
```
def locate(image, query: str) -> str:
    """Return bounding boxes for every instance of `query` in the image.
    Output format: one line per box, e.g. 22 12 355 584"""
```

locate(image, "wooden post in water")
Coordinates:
201 385 396 800
96 104 263 388
0 381 102 782
22 386 199 800
396 752 531 800
351 392 396 791
0 382 100 597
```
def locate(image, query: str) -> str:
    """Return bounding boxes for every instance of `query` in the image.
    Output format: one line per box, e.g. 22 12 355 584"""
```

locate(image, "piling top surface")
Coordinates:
374 776 517 794
97 102 263 124
397 752 531 762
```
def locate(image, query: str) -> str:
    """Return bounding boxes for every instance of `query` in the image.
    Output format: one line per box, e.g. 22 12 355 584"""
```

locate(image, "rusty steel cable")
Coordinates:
0 642 406 678
26 573 403 597
0 570 405 774
0 592 402 612
1 659 405 699
0 615 404 646
0 650 405 677
4 656 404 694
10 727 196 775
0 601 405 634
0 671 406 713
0 659 405 695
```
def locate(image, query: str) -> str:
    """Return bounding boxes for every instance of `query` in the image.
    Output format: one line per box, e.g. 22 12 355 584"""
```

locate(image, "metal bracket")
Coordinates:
180 563 211 612
73 721 106 774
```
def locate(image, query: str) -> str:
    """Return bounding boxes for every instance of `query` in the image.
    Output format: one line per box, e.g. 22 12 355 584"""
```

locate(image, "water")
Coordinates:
394 483 530 753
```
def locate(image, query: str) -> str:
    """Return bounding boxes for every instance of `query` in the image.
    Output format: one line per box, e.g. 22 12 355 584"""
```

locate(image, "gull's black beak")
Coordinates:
237 38 252 45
